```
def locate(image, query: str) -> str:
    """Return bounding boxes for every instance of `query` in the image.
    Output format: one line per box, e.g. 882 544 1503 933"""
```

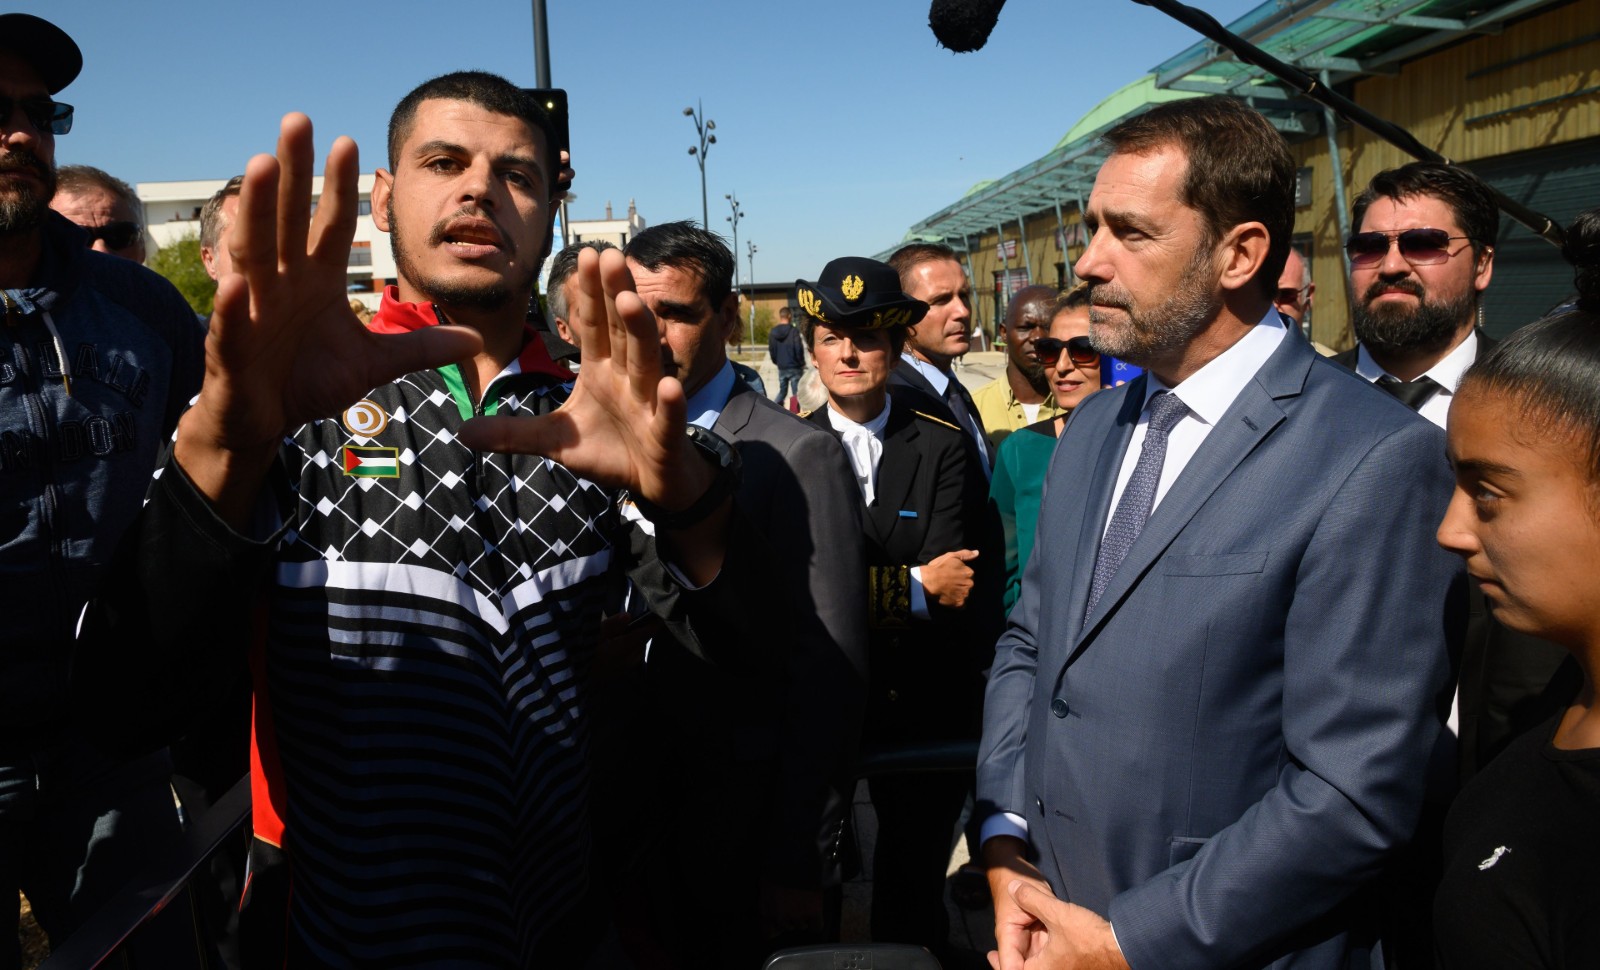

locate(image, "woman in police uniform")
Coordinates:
796 257 1000 955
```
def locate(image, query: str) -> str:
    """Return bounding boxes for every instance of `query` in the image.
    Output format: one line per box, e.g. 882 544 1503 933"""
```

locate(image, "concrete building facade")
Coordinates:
139 175 395 310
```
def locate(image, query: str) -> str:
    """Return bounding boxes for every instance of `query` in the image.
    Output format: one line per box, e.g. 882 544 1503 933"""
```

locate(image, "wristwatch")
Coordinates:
629 425 742 530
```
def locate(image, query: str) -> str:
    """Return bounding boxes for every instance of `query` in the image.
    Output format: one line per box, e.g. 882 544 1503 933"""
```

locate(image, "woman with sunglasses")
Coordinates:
989 283 1101 612
1433 208 1600 968
797 257 999 956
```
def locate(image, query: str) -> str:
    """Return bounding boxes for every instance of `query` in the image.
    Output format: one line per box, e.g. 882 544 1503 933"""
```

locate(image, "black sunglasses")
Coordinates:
1035 335 1098 368
83 221 142 251
0 95 73 135
1344 228 1476 267
1274 284 1309 306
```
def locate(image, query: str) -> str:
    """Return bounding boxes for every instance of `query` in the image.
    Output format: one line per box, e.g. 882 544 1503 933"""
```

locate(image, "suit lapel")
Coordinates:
712 382 754 441
1073 337 1311 654
868 405 921 546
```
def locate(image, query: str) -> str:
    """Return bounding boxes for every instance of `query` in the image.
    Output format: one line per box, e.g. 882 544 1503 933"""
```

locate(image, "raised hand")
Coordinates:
457 246 714 514
176 113 481 524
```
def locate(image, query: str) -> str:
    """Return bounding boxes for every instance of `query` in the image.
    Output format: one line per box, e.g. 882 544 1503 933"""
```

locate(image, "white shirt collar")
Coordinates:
900 352 950 396
1353 329 1478 392
1138 311 1287 425
685 360 737 430
826 395 893 438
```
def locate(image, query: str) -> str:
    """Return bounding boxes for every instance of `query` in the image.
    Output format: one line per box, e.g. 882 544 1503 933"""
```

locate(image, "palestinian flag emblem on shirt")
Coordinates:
343 446 400 478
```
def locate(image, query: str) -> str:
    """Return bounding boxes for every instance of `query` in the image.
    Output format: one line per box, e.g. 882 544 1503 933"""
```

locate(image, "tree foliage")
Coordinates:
147 232 216 316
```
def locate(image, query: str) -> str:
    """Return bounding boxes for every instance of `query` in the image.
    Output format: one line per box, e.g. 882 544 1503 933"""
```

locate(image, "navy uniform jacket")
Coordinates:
807 399 1000 745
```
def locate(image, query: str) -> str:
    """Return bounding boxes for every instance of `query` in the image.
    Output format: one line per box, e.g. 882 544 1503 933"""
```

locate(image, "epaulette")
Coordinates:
799 409 814 419
912 410 960 432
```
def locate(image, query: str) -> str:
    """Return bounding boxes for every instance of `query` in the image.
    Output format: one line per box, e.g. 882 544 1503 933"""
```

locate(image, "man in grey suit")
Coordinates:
977 97 1463 970
601 221 866 967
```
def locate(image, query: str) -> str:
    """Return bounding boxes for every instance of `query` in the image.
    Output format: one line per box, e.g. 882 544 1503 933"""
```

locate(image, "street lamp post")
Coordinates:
725 193 744 331
683 101 716 228
746 240 758 348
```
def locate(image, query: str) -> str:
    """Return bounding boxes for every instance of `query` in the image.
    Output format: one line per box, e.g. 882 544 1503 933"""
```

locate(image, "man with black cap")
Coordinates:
798 256 1000 958
0 13 206 968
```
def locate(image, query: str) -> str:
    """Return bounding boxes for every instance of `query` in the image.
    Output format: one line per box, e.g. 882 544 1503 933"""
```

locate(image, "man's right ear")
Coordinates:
371 170 394 231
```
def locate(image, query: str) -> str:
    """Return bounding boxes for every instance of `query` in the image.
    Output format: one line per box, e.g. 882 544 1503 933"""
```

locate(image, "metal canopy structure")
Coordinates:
889 0 1565 256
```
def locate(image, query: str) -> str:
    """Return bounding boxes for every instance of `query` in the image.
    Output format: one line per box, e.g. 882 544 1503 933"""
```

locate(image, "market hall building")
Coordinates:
884 0 1599 351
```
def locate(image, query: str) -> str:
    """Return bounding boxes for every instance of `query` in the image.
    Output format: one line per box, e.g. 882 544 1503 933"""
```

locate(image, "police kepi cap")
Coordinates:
0 14 83 94
794 256 928 330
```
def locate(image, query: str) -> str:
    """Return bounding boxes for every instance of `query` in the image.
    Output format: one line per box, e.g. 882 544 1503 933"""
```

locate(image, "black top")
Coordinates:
1435 704 1600 968
767 322 805 369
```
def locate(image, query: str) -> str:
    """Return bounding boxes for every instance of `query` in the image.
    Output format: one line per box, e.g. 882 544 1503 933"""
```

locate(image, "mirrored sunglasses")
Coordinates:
83 221 142 251
0 95 73 136
1035 335 1098 368
1344 228 1475 267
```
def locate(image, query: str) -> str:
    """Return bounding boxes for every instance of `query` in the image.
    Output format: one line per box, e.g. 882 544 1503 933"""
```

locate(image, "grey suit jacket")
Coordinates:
712 385 868 887
977 333 1463 969
1331 331 1571 782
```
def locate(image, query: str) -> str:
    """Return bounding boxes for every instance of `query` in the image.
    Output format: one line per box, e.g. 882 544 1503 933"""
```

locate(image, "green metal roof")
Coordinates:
892 0 1566 253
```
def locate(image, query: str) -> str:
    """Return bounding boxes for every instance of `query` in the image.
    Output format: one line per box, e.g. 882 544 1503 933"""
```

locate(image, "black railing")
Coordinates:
38 777 250 970
38 741 979 967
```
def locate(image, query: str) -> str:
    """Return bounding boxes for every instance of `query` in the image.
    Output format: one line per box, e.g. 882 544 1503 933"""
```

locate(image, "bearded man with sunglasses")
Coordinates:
1333 162 1570 970
0 14 207 970
1334 162 1501 426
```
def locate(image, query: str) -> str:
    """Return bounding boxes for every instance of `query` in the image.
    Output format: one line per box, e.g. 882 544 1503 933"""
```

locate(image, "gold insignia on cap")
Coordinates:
797 287 826 321
842 274 865 303
871 307 915 329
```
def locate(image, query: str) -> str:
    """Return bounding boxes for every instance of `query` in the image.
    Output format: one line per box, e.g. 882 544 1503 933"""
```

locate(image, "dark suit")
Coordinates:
808 399 1000 953
889 360 996 471
978 333 1463 969
596 382 867 968
1332 331 1569 781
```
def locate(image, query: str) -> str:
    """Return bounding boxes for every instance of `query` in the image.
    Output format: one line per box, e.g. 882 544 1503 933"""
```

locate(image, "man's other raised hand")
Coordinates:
175 114 481 525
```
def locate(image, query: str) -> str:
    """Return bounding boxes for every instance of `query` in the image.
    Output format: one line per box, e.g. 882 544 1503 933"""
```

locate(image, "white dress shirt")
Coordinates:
826 399 891 507
1352 329 1477 430
827 396 936 619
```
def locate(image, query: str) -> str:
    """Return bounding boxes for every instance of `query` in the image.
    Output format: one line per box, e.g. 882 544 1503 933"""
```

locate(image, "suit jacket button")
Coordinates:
1050 698 1070 718
888 690 899 702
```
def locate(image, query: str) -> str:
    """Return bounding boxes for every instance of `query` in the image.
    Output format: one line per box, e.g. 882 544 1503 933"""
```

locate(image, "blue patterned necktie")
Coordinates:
1086 391 1190 619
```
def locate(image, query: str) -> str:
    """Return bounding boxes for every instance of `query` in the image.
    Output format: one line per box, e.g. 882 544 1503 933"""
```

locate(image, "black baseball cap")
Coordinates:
0 14 83 94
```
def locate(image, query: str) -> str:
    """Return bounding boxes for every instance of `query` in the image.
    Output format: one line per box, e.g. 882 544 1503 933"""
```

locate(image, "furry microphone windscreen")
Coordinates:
929 0 1009 52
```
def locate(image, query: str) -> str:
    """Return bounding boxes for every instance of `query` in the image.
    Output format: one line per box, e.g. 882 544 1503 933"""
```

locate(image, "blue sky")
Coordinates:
20 0 1261 283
